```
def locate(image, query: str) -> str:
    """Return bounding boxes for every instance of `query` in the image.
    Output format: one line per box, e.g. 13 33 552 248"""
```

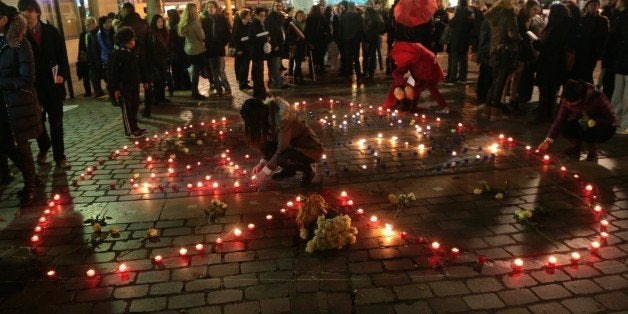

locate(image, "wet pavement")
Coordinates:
0 56 627 313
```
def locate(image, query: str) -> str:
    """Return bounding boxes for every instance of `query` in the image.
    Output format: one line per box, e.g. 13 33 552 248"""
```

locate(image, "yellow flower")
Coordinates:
495 193 504 199
92 223 101 233
388 193 399 204
473 188 483 195
147 228 159 237
300 228 309 239
197 140 204 145
182 148 189 153
588 119 596 128
110 226 120 235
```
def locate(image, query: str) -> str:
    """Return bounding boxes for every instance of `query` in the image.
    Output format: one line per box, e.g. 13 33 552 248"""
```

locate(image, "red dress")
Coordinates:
383 42 446 109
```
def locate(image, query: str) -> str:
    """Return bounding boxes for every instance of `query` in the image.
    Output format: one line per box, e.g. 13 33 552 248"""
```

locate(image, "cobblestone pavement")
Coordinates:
0 56 627 313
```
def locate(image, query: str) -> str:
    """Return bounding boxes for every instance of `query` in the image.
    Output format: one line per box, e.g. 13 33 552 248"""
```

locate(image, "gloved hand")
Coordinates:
253 170 269 186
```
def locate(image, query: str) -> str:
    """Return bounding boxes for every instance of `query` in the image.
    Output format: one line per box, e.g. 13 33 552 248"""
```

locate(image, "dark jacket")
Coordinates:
395 19 436 50
265 11 286 57
86 28 102 70
286 20 307 60
201 11 231 58
338 10 364 42
433 8 449 52
363 7 384 42
97 28 114 66
547 83 616 139
516 13 535 62
230 17 249 55
118 13 150 58
534 19 573 86
169 23 189 66
24 21 70 101
448 5 475 53
476 20 491 65
77 31 89 78
248 17 269 61
0 17 42 141
605 10 628 75
149 29 170 68
305 14 330 49
108 47 148 91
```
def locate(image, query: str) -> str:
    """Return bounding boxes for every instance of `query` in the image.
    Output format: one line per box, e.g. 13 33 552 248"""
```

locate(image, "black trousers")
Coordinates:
561 119 616 143
476 63 493 103
487 64 514 106
120 88 140 135
340 39 361 78
78 63 91 95
235 53 250 87
251 58 266 99
36 87 66 162
602 69 615 99
537 83 561 122
0 116 37 188
89 65 104 94
517 61 536 103
261 141 315 169
171 57 191 90
152 66 168 102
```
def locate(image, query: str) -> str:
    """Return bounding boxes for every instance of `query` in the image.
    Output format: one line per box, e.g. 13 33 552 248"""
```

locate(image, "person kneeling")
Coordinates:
537 80 617 161
241 97 324 187
393 84 417 112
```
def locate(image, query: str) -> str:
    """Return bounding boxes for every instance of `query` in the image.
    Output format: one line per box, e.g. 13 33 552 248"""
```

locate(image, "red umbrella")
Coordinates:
394 0 438 27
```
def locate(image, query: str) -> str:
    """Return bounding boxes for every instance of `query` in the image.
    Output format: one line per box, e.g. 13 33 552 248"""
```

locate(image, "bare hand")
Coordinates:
55 76 64 84
143 83 150 90
253 171 268 186
114 90 121 101
252 161 266 175
537 140 550 151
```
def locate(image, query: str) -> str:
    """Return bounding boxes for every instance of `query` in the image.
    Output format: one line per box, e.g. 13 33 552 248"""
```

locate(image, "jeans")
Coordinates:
209 57 231 92
612 74 628 129
447 51 468 82
268 56 285 88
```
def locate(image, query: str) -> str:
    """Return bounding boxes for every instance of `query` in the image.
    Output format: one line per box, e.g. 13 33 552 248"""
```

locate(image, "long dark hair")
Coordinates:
240 98 271 148
0 2 19 32
308 5 322 18
518 0 540 22
167 9 180 33
150 14 166 32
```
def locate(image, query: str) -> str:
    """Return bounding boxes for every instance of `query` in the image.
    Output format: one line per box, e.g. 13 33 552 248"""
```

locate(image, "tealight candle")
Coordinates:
591 241 601 249
451 247 460 254
86 269 96 277
46 270 56 277
179 248 188 256
548 256 557 267
600 219 609 228
248 223 255 230
34 226 42 233
195 244 204 251
234 228 242 237
600 231 609 239
53 194 60 201
48 201 55 208
570 252 581 261
216 238 223 244
39 216 46 223
118 263 128 272
593 205 602 212
543 155 550 161
154 255 163 263
347 200 354 206
370 215 378 223
585 184 593 191
356 208 364 214
212 182 219 189
30 235 39 243
431 242 440 250
513 258 524 270
266 214 273 221
287 201 294 207
280 208 286 214
44 209 51 215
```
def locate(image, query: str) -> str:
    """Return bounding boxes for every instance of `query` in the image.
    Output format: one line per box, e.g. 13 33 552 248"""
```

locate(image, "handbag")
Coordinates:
492 35 518 69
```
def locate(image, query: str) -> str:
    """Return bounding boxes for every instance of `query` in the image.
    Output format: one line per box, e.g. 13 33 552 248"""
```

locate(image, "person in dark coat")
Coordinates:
0 4 42 203
574 0 610 84
338 1 364 82
532 3 575 123
475 19 492 103
86 16 105 98
231 9 252 90
362 0 385 80
77 26 92 97
149 14 171 105
600 0 621 97
265 0 289 89
249 7 270 99
444 0 475 84
432 0 450 54
242 97 323 188
202 1 232 96
607 0 628 134
287 10 308 84
96 16 115 104
538 80 617 160
167 9 191 92
19 0 71 169
305 5 330 75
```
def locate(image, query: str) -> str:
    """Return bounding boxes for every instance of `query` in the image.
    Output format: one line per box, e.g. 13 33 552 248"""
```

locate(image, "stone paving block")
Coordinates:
563 265 601 279
150 282 183 295
223 301 260 314
75 287 114 302
394 301 432 314
241 260 276 274
382 258 416 271
207 263 240 277
592 260 628 275
393 284 433 300
528 302 570 314
136 270 170 283
502 273 538 289
498 288 540 306
222 273 259 288
186 278 222 291
206 289 244 304
354 287 395 304
129 297 167 312
563 279 604 295
372 272 410 286
260 297 291 313
466 277 504 293
593 275 628 290
463 293 506 310
92 300 128 314
187 306 223 314
530 269 571 283
593 291 628 310
531 284 573 300
224 251 255 263
428 297 470 312
561 297 606 313
168 293 207 309
429 280 471 296
245 283 293 300
349 261 383 274
114 285 149 299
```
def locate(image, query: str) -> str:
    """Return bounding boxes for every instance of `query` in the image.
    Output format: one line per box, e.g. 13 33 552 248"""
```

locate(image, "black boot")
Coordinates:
271 166 297 180
294 163 315 187
586 143 599 161
563 139 582 156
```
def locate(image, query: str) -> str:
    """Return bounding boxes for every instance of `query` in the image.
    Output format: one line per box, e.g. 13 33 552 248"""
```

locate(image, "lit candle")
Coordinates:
39 216 46 223
266 214 273 221
86 269 96 277
525 145 531 150
44 209 51 215
451 247 460 255
179 248 188 256
370 215 378 223
34 226 42 233
347 200 354 206
570 252 581 262
48 201 55 208
187 183 193 190
356 208 364 214
234 228 242 237
600 231 609 239
383 224 393 237
147 156 153 163
118 263 128 272
543 155 550 161
248 223 255 230
154 255 163 263
30 235 39 243
593 205 602 212
287 201 294 207
280 208 287 214
216 238 223 244
234 181 240 188
600 219 609 228
431 242 440 250
548 256 557 267
591 241 601 250
53 194 60 201
560 166 567 171
46 270 56 277
196 181 203 188
340 191 347 198
585 184 593 191
513 258 524 270
195 243 204 251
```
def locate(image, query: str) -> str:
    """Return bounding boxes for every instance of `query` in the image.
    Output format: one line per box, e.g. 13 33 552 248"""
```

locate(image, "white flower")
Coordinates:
495 193 504 199
473 188 483 195
300 228 308 239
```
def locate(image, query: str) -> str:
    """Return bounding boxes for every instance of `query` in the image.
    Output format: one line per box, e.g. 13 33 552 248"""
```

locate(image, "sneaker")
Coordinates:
442 81 455 86
458 80 467 84
435 108 450 114
56 160 72 170
616 127 628 135
37 152 48 165
300 165 315 187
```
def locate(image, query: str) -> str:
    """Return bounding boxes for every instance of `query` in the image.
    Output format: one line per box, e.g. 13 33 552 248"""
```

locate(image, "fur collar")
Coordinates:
6 15 27 48
264 97 296 121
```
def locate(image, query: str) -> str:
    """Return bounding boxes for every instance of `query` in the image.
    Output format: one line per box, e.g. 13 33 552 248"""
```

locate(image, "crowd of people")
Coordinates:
1 0 628 204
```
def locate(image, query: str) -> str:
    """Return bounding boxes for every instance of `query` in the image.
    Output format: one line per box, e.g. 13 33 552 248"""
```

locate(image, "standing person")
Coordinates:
444 0 475 85
600 0 621 97
531 3 574 124
432 0 450 55
607 0 628 134
537 80 617 160
168 9 192 92
97 16 115 104
204 1 232 97
362 0 385 80
338 1 364 83
179 3 207 100
287 10 307 84
384 1 397 74
483 0 520 117
248 7 270 99
242 97 323 187
86 16 105 98
18 0 71 169
475 19 492 103
149 14 171 105
77 20 92 97
108 27 149 138
265 0 290 89
574 0 610 84
0 3 42 203
305 4 330 76
231 9 252 90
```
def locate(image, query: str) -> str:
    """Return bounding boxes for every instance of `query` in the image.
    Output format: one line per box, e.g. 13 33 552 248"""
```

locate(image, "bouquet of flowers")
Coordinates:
305 214 358 253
